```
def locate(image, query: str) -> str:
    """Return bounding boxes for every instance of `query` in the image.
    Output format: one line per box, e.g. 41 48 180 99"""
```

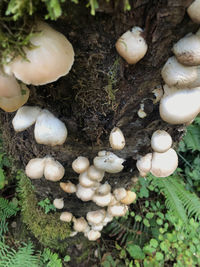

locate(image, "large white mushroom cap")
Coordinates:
187 0 200 24
151 130 172 153
4 21 74 85
159 85 200 124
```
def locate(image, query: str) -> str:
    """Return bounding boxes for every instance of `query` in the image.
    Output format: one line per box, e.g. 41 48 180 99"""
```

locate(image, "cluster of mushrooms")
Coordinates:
24 127 136 241
1 0 200 241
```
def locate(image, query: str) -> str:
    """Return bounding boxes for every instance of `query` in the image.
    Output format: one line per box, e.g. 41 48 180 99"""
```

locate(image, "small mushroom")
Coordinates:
115 26 148 64
86 209 106 225
87 230 101 241
44 157 65 182
72 156 90 174
136 153 152 177
60 182 77 193
76 184 95 201
12 106 41 132
113 188 127 201
121 191 137 205
108 204 128 217
92 192 112 207
53 198 64 209
161 56 197 88
151 130 172 153
73 217 88 232
109 127 125 150
87 165 105 182
25 158 46 179
60 211 73 222
95 183 111 196
34 109 67 146
79 171 98 188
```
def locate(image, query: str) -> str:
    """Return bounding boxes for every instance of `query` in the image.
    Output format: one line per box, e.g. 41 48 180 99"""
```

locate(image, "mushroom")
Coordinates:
34 109 67 146
92 192 112 207
87 230 101 241
93 151 124 173
60 211 73 222
0 71 21 98
121 191 137 205
12 106 41 132
151 130 172 153
187 0 200 24
150 148 178 177
172 33 200 66
53 198 64 209
113 188 127 201
25 158 46 179
115 26 148 64
95 183 111 196
79 171 98 188
0 85 30 112
87 165 105 182
86 209 106 225
161 56 197 88
60 182 77 193
136 153 152 177
72 156 90 174
44 157 65 182
76 184 95 201
159 85 200 124
4 21 74 85
107 204 128 217
73 217 88 232
109 127 125 150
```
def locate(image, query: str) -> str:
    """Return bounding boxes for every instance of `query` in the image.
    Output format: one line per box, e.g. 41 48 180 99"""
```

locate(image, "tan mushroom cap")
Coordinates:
86 209 106 225
151 130 172 153
0 71 21 98
172 33 200 66
116 26 148 64
4 21 74 85
121 191 137 205
87 165 104 182
0 85 30 112
150 148 178 178
187 0 200 24
60 182 77 193
73 217 88 232
87 230 101 241
159 85 200 124
72 156 90 174
60 211 73 222
113 188 127 201
108 204 128 217
53 198 64 209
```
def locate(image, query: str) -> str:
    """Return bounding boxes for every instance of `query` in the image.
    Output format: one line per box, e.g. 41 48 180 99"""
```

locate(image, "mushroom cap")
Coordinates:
53 198 64 209
34 109 67 146
73 217 88 232
107 204 128 217
113 188 127 201
115 26 148 64
159 85 200 124
87 230 101 241
188 67 200 88
172 33 200 66
151 130 172 153
150 148 178 178
95 183 111 196
86 209 106 225
161 56 197 88
136 153 152 176
60 182 76 193
109 127 125 150
72 156 90 174
25 158 46 179
44 158 65 182
0 85 30 112
92 192 112 207
0 71 21 98
5 21 74 85
93 151 124 173
60 211 73 222
79 171 98 188
87 165 104 181
76 184 95 201
187 0 200 24
12 106 41 132
121 191 137 205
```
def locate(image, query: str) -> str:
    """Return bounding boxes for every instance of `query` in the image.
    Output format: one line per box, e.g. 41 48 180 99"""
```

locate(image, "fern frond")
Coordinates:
0 197 18 218
151 176 188 224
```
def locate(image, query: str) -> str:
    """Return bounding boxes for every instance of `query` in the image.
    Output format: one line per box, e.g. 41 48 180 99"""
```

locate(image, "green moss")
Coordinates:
16 170 71 250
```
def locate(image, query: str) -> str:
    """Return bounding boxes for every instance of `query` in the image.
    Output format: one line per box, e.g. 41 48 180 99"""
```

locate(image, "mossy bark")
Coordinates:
0 0 197 248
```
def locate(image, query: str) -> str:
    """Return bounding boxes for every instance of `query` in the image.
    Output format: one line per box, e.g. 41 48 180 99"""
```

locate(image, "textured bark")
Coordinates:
0 0 197 216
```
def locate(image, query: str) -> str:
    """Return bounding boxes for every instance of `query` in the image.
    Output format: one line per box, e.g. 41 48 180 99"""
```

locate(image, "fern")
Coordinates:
151 175 200 223
39 248 62 267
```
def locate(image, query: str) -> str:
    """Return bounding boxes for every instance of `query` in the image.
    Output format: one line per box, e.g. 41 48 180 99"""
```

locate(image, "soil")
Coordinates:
0 0 197 217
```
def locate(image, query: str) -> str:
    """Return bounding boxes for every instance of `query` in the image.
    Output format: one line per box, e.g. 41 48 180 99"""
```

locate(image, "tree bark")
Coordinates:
0 0 197 217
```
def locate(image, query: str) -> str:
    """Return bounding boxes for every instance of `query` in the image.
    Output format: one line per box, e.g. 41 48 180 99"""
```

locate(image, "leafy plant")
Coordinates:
38 198 56 214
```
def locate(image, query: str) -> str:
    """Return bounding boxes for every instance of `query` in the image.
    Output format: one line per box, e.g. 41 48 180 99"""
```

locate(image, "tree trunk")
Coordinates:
0 0 196 217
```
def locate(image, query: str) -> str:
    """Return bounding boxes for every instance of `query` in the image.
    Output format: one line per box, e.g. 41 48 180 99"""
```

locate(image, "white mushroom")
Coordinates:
87 165 105 182
34 109 67 146
44 157 65 182
87 230 101 241
73 217 88 232
159 85 200 124
150 148 178 178
107 204 128 217
109 127 125 150
115 26 148 64
172 33 200 66
76 184 95 201
60 182 77 193
79 171 98 188
4 21 74 85
136 153 152 177
187 0 200 24
12 106 41 132
86 209 106 225
161 56 197 88
151 130 172 153
53 198 64 209
113 188 127 201
25 158 46 179
60 211 73 222
93 151 124 173
72 156 90 174
95 183 111 196
92 192 112 207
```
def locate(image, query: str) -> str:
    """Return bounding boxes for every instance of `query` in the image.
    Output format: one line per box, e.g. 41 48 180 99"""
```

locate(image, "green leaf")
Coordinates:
64 255 71 262
150 239 158 248
126 244 145 260
155 252 164 261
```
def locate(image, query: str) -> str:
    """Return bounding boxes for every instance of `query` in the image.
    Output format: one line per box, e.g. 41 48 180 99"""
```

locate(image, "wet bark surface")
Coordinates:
0 0 197 216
